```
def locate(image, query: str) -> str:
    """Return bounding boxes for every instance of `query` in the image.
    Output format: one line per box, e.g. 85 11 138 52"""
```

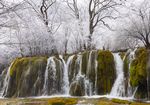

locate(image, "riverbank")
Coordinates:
0 97 149 105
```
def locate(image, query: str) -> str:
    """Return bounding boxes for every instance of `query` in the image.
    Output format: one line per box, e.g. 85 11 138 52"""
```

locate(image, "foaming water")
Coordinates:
110 53 125 97
2 61 15 97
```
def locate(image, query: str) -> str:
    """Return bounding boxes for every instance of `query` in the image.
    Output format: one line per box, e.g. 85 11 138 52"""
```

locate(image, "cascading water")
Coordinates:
95 59 98 95
110 53 125 97
1 49 149 102
85 51 93 96
43 57 56 95
127 50 137 98
59 55 74 95
2 61 14 97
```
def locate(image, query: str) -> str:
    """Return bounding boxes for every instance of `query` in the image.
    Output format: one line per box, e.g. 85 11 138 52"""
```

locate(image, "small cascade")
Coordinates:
131 87 138 99
75 54 83 79
2 61 14 97
110 53 125 97
43 57 56 95
127 82 134 97
77 54 83 76
85 51 93 96
127 50 137 97
84 78 93 96
87 51 92 78
59 55 74 95
95 59 98 95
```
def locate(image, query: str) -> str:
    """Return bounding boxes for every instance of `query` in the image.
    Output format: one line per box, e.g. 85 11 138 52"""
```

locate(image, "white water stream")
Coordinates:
110 53 125 97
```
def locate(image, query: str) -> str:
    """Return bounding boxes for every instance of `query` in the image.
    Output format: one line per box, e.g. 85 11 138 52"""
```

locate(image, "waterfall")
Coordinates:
43 57 56 95
131 87 138 99
85 51 93 96
2 49 149 99
110 53 125 97
95 59 98 95
59 55 74 95
127 50 137 97
2 61 14 97
87 51 92 78
76 54 83 78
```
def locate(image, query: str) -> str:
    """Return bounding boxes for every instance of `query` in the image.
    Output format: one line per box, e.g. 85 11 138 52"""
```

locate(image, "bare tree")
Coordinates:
125 2 150 49
88 0 121 49
64 0 85 51
64 0 79 19
40 0 56 26
25 0 61 55
0 0 24 28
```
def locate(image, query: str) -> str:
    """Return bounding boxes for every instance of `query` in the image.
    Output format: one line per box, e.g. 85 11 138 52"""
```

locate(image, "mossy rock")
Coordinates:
130 48 148 87
69 80 85 96
4 57 47 97
68 55 78 83
130 48 149 99
119 52 126 60
81 51 90 75
96 50 116 95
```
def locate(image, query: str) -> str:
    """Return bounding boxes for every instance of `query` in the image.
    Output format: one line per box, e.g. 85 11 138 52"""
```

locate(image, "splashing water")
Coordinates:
110 53 125 97
2 61 14 97
59 55 74 95
43 57 56 95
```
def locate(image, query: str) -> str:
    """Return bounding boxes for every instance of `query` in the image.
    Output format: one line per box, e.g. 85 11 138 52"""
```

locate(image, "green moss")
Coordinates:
130 48 148 87
111 98 131 104
10 57 47 76
129 48 149 99
48 98 78 105
119 52 126 60
6 57 47 97
81 51 90 75
96 50 116 94
68 55 77 83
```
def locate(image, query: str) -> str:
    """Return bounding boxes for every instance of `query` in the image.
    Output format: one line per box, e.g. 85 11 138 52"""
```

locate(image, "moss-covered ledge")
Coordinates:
130 48 148 87
130 47 149 99
96 50 116 95
4 57 47 97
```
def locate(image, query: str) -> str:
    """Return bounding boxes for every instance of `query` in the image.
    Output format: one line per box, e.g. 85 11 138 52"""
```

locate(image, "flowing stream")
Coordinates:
110 53 125 97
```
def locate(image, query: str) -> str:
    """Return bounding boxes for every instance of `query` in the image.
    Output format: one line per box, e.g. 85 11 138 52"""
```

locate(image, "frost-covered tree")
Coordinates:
87 0 123 49
124 1 150 49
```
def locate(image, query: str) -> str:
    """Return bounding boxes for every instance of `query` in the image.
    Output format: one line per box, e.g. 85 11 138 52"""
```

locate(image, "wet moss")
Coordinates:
5 57 47 97
48 98 78 105
81 51 90 75
96 50 116 94
53 57 63 93
130 48 149 99
111 98 131 104
68 55 77 83
130 48 148 87
88 51 97 91
0 97 149 105
119 52 126 60
69 81 85 96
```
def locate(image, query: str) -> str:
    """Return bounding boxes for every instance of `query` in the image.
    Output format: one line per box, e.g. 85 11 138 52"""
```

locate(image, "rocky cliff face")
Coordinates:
0 49 149 100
